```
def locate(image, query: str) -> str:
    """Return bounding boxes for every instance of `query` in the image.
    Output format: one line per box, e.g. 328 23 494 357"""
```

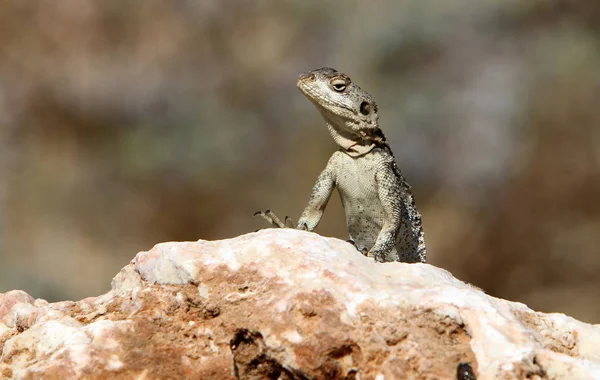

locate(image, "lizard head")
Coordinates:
297 68 382 148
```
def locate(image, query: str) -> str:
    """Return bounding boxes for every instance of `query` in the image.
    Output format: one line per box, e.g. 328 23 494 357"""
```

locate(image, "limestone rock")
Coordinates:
1 229 599 379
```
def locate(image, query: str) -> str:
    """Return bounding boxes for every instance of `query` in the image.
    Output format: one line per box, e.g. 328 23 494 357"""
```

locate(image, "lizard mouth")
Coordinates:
298 84 379 142
297 82 357 117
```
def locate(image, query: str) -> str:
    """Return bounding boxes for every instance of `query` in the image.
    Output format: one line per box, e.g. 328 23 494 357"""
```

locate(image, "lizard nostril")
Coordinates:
298 73 316 82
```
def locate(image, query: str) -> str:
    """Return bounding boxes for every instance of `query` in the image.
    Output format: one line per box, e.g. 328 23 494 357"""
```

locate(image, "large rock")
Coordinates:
1 229 599 379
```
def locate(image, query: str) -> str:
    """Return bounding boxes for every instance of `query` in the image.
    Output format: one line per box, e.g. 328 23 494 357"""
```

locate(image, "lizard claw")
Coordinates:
371 252 385 263
284 216 295 228
254 210 287 228
347 239 369 257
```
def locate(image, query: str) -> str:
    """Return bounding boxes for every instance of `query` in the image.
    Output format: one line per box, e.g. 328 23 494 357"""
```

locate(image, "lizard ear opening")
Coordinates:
360 101 372 115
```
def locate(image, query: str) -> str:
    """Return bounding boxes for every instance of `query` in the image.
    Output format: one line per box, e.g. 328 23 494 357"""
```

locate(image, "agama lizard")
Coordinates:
256 67 426 263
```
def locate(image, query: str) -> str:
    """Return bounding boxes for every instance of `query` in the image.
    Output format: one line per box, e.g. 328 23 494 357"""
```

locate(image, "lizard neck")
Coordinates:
326 123 377 157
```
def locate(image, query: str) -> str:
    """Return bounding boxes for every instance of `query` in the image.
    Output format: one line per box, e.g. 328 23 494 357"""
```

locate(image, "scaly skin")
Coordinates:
256 68 426 263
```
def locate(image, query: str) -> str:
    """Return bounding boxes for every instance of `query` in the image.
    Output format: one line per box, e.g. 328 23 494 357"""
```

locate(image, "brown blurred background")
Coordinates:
0 1 599 323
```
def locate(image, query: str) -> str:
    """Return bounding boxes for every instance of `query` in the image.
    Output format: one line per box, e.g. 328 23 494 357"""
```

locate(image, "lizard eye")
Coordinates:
332 83 346 92
360 101 372 115
330 78 347 92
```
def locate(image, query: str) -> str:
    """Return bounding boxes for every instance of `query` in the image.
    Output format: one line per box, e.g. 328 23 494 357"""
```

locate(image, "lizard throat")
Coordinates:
327 123 376 157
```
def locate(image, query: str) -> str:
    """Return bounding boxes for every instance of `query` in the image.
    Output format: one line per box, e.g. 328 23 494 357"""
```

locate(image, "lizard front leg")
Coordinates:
369 165 403 262
256 156 336 232
297 165 335 232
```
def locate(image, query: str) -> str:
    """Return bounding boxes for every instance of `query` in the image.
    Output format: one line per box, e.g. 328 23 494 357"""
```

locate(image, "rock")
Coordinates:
1 229 600 379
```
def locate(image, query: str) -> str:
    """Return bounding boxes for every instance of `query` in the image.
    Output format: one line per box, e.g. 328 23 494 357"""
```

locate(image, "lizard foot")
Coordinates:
347 240 369 257
254 210 294 228
370 251 386 263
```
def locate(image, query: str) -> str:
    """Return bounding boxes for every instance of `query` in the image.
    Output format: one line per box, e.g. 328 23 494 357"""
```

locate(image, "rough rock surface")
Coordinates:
1 229 600 380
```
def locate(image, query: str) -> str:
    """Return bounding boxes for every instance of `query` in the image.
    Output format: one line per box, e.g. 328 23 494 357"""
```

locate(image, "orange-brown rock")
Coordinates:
1 230 599 379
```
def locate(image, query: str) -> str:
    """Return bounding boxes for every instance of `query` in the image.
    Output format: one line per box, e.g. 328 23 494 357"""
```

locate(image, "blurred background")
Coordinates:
0 0 599 322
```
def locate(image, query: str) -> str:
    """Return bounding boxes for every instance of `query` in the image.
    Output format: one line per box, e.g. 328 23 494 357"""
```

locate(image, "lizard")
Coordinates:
256 67 426 263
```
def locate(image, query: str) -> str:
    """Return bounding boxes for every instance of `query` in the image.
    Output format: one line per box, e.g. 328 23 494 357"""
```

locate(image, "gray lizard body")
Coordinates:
257 67 426 263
